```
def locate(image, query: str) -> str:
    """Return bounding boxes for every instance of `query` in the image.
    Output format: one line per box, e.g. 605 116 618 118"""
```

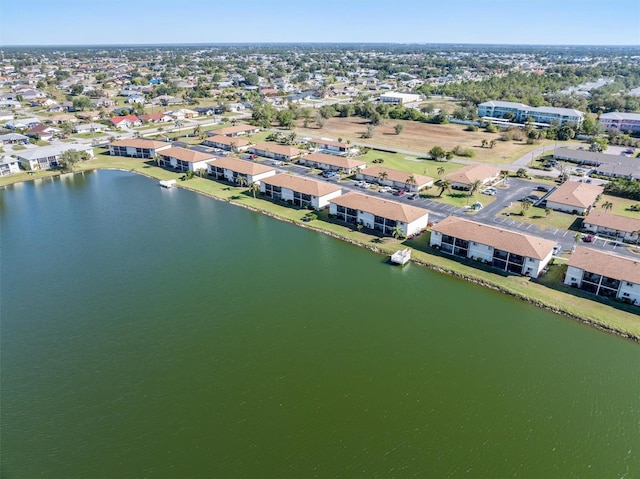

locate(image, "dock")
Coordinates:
390 248 411 266
159 179 176 188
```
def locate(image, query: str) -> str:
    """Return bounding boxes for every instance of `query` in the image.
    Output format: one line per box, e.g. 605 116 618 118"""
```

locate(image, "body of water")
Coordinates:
1 170 639 478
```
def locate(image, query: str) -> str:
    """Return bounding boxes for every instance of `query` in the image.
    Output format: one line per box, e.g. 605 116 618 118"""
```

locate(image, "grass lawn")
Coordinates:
422 189 499 210
596 194 640 219
356 150 465 179
500 204 583 231
12 145 27 151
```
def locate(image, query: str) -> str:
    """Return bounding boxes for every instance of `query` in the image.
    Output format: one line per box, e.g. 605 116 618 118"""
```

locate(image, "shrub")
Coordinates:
465 124 478 132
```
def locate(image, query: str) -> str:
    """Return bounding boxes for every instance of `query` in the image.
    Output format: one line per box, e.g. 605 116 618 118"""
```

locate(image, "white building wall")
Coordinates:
406 214 429 237
280 188 294 202
547 200 587 214
468 242 493 262
249 170 276 184
429 230 442 248
617 281 640 305
358 211 376 229
189 160 209 172
564 265 584 286
523 256 545 278
317 189 343 209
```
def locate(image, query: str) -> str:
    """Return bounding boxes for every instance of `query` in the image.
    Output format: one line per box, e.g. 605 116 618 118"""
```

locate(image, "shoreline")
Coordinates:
4 164 639 342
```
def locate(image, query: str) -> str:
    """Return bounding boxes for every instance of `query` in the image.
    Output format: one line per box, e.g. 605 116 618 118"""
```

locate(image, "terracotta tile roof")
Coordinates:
251 142 302 158
584 210 640 234
139 113 168 121
214 124 259 136
207 156 276 176
330 192 430 223
546 181 604 209
303 152 365 169
445 164 500 185
110 115 140 124
262 173 341 197
569 246 640 285
204 135 250 147
359 166 433 186
159 146 215 163
110 138 170 150
431 216 555 260
310 138 351 149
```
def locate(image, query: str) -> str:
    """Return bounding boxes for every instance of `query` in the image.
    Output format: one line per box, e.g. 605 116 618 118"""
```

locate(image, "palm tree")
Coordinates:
499 170 510 185
469 179 483 197
520 199 533 216
193 124 201 138
249 181 260 198
545 207 552 218
437 166 445 179
286 132 297 145
602 201 614 213
378 171 388 184
481 139 488 148
438 179 452 198
405 175 417 191
391 224 405 240
235 174 248 187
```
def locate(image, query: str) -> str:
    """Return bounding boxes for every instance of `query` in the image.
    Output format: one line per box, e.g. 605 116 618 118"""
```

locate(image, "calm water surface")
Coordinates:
1 170 639 478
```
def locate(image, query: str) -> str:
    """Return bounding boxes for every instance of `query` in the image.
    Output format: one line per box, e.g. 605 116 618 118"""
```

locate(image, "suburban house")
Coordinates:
553 147 640 180
109 139 172 158
599 112 640 134
299 152 366 174
564 246 640 305
329 192 430 237
73 122 107 134
309 138 359 155
211 124 260 137
157 147 215 173
429 216 555 278
356 166 434 192
544 181 604 214
445 164 501 190
249 142 303 162
139 113 172 123
0 110 15 121
582 210 640 243
379 92 421 104
110 115 142 129
5 118 40 129
478 100 584 127
48 114 77 124
15 143 94 171
0 155 21 176
26 123 60 141
0 133 29 145
207 156 276 184
75 111 101 121
260 173 343 209
202 135 251 152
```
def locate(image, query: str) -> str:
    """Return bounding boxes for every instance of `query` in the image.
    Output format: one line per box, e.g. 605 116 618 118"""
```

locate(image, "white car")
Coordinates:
482 189 496 195
379 186 392 193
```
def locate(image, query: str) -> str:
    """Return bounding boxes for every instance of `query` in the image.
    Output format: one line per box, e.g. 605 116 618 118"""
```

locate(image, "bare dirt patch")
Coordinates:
296 117 549 165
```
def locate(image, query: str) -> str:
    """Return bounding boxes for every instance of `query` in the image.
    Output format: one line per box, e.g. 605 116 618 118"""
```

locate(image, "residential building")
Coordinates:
207 156 276 184
211 124 260 137
564 247 640 305
5 118 40 129
379 92 421 104
110 115 141 129
429 216 555 278
73 122 107 134
139 113 172 123
249 142 303 162
26 124 60 141
108 138 172 158
478 100 584 127
582 210 640 243
299 152 366 174
48 114 77 124
445 164 501 190
545 181 604 214
15 143 94 170
356 166 434 192
599 112 640 134
260 173 343 209
0 155 21 176
202 135 251 152
157 147 215 172
553 147 640 180
308 138 358 155
0 132 29 145
329 192 429 237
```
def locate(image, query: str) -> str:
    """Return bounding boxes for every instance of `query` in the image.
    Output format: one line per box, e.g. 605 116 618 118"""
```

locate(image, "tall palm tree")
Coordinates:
193 124 201 138
602 201 614 213
391 224 405 240
437 166 445 179
249 181 259 198
378 170 388 182
520 199 533 216
405 175 417 191
499 170 510 185
438 179 452 198
469 179 483 197
235 174 248 187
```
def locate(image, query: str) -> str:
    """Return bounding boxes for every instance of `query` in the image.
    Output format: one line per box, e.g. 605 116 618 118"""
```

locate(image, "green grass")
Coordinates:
4 153 638 338
597 194 640 219
357 150 464 178
500 204 582 231
12 145 26 151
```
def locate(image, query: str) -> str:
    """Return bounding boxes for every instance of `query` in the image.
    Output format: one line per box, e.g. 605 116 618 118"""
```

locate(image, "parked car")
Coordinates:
408 193 417 200
393 189 406 196
379 186 392 193
482 189 496 196
583 234 595 243
536 185 551 192
553 244 562 255
522 195 540 202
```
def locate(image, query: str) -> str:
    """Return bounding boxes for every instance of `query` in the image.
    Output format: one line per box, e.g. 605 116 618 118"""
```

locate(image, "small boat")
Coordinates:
159 179 176 188
390 248 411 266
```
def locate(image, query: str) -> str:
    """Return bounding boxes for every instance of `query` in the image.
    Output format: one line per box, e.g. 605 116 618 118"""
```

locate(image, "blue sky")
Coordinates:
1 0 639 46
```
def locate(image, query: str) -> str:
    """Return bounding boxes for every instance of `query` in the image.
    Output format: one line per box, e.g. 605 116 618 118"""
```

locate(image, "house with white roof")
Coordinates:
329 192 430 237
599 112 640 134
478 101 584 127
260 173 343 209
109 139 172 158
0 155 21 176
429 216 555 278
15 143 94 171
565 247 640 305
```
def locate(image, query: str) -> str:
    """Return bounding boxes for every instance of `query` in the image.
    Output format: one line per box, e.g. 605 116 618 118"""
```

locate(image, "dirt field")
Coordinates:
296 117 553 165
